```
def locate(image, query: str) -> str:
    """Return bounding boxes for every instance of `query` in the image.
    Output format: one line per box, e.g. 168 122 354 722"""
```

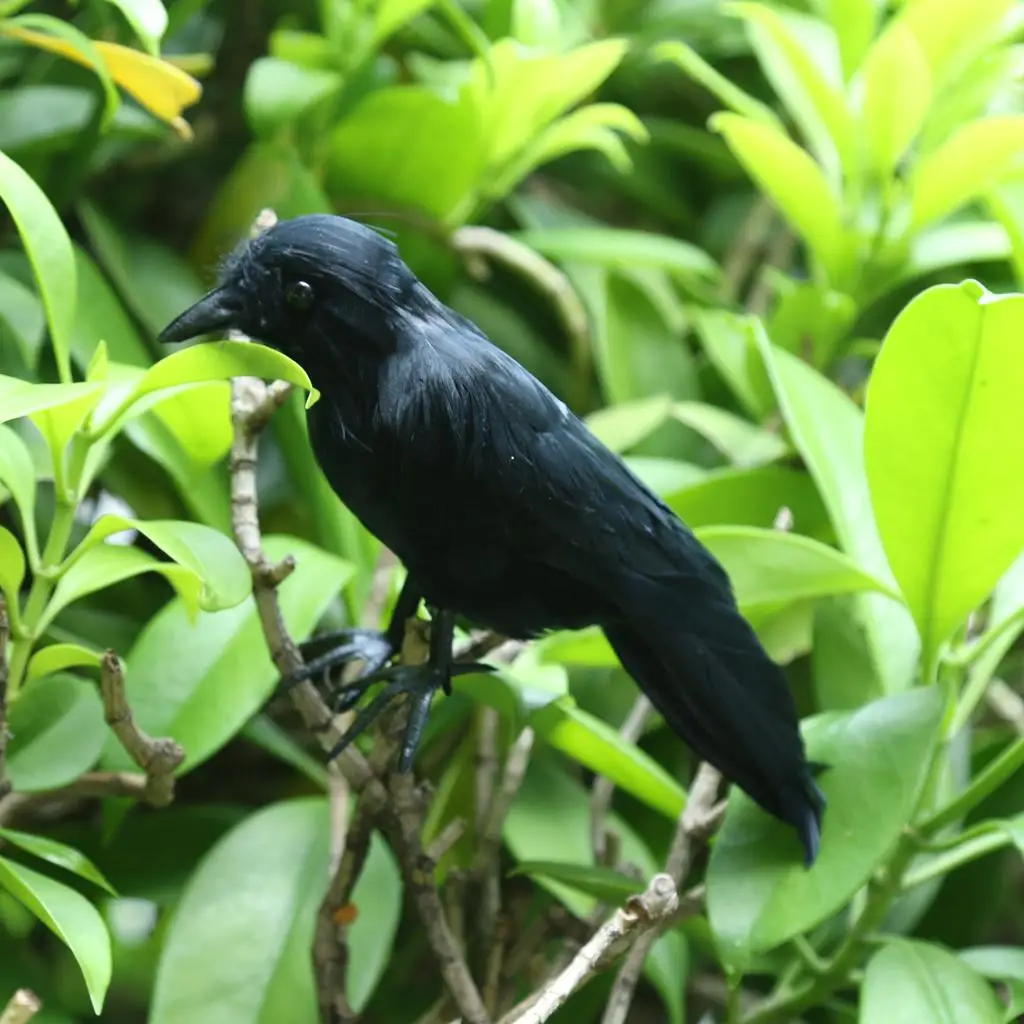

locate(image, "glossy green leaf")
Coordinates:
710 112 851 283
827 0 877 79
536 626 618 668
0 376 102 426
511 860 642 903
0 268 44 366
862 939 1003 1023
27 642 103 682
696 525 898 615
347 833 402 1013
756 332 920 694
667 465 828 534
654 41 781 128
0 148 75 382
911 117 1024 230
961 945 1024 984
0 828 116 895
103 536 351 774
0 424 37 559
707 685 943 969
0 525 25 614
244 57 342 137
691 308 774 419
65 516 250 614
672 401 788 467
531 698 686 820
626 456 706 497
862 23 932 179
150 798 329 1024
374 0 436 42
0 855 111 1012
328 87 488 222
766 279 856 369
515 227 718 283
729 3 852 173
98 0 167 52
6 675 107 791
865 281 1024 666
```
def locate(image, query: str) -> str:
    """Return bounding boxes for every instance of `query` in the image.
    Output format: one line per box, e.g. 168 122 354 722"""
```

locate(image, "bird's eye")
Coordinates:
285 280 315 311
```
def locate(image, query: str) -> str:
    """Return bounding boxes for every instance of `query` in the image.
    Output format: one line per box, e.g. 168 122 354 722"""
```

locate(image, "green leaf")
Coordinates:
0 149 76 383
511 860 643 903
27 642 103 682
6 675 106 791
710 112 851 284
696 525 898 615
530 698 686 820
728 3 852 174
93 341 318 435
0 525 25 616
865 281 1024 666
0 855 111 1013
0 427 35 552
536 626 618 668
60 516 251 615
98 0 167 53
766 279 856 369
0 828 116 895
102 536 351 774
691 308 774 419
625 457 706 497
150 798 329 1024
0 268 44 367
347 833 402 1012
862 23 932 180
862 939 1004 1023
666 465 828 534
707 685 944 969
0 376 102 426
328 87 488 223
756 331 920 694
244 57 342 137
672 401 788 467
374 0 436 43
961 945 1024 984
514 227 718 283
653 41 781 128
827 0 877 79
911 117 1024 230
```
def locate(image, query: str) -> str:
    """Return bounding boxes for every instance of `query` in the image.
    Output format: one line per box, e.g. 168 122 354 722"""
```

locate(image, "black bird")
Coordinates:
159 214 826 865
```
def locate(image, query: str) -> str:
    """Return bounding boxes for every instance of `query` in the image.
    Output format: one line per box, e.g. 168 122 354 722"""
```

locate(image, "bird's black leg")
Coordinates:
326 606 495 771
278 575 422 697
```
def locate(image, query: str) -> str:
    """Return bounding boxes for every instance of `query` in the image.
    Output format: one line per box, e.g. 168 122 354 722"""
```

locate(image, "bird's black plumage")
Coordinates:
159 214 826 865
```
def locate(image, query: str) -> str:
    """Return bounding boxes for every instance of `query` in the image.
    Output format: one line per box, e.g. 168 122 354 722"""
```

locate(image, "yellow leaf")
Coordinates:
2 25 202 139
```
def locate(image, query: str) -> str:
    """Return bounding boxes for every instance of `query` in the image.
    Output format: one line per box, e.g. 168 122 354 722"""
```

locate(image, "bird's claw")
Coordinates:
277 628 396 697
327 659 496 771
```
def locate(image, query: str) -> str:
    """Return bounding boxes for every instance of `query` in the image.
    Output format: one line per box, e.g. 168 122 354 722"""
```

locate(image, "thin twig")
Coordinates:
721 198 775 304
590 695 652 864
0 597 10 801
100 651 184 807
600 763 722 1024
503 875 679 1024
0 990 40 1024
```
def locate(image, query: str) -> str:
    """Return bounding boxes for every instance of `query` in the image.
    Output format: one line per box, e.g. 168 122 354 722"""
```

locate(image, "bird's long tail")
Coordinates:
603 576 826 866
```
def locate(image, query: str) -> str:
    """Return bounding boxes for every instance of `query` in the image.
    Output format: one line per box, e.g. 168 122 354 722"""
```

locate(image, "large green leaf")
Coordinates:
244 57 342 137
0 525 25 619
709 112 851 284
756 333 919 694
0 137 76 383
707 685 944 969
0 376 101 426
672 401 788 467
0 856 111 1012
696 525 898 615
0 828 115 895
6 675 106 792
102 536 351 774
530 698 686 820
97 0 168 53
149 798 329 1024
864 281 1024 667
862 939 1003 1023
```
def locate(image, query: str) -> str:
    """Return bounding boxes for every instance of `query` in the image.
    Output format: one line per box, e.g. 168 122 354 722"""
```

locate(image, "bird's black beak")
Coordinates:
157 285 241 344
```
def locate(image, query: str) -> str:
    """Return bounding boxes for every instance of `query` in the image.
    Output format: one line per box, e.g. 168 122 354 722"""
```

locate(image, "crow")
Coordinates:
159 214 826 865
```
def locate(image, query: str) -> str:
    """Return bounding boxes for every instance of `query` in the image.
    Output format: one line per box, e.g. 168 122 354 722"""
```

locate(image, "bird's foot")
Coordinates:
277 628 396 698
327 659 495 771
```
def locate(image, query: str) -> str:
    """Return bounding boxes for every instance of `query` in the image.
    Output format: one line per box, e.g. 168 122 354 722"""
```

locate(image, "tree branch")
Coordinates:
0 990 40 1024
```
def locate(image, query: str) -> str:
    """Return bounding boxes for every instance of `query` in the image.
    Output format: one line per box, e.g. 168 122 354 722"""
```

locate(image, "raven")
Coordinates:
159 214 826 865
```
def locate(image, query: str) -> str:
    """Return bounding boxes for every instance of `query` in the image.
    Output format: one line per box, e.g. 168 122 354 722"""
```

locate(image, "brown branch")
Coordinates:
100 651 184 807
590 695 652 864
0 990 40 1024
600 763 722 1024
502 875 680 1024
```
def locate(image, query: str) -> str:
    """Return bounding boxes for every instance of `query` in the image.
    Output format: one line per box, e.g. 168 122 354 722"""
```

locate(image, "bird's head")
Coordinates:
158 213 415 365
